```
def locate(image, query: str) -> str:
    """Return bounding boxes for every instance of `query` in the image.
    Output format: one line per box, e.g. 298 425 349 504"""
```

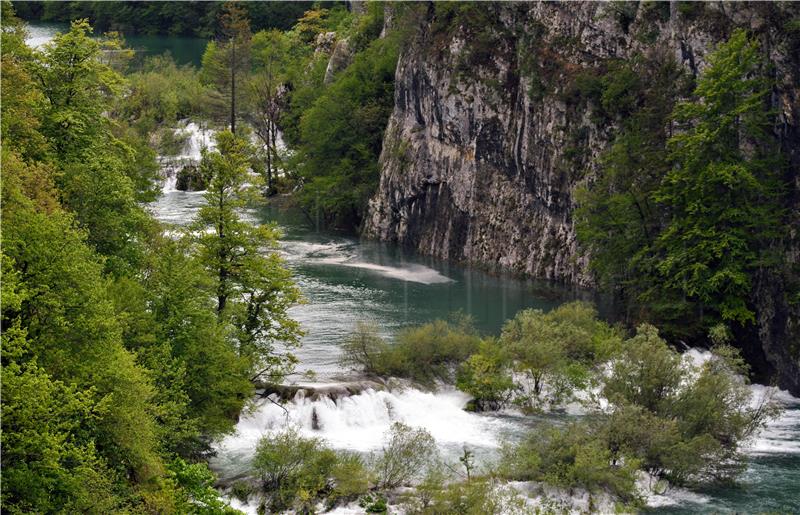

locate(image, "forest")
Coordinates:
2 1 798 514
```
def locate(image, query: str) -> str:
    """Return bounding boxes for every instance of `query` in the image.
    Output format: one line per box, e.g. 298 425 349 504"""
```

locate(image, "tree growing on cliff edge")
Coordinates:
656 29 785 328
577 29 787 341
192 130 302 379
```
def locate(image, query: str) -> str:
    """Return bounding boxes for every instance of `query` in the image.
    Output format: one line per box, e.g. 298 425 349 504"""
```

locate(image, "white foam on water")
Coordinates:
175 120 216 162
161 173 178 193
646 486 712 508
745 384 800 455
681 349 800 456
225 496 257 515
218 387 509 453
212 386 519 480
325 259 454 285
157 121 216 194
683 347 713 369
280 240 453 285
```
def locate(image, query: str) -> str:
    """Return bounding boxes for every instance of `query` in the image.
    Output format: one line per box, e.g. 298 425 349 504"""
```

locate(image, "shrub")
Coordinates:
408 476 532 515
329 452 373 504
601 324 781 486
373 423 439 489
602 324 683 412
169 458 241 514
253 428 338 512
359 493 388 513
339 321 390 376
498 302 623 412
340 316 482 384
456 338 515 411
500 422 641 504
386 317 482 383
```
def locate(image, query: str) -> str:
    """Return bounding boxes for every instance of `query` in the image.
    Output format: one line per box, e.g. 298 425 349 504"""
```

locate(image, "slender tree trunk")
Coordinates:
266 118 273 194
217 190 228 315
230 40 236 135
268 118 276 193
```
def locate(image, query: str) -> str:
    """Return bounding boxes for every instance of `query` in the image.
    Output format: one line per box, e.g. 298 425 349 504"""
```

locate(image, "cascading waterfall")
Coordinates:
159 121 216 193
211 387 523 480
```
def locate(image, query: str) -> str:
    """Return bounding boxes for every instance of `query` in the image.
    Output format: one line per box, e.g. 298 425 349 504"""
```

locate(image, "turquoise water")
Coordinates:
25 22 207 67
150 186 800 514
149 190 597 375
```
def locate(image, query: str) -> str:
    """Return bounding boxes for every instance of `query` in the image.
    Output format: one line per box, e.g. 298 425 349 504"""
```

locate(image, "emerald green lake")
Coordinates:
25 22 207 67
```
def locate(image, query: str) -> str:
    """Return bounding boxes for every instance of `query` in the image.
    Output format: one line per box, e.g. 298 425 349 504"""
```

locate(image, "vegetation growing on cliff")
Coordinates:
576 29 791 348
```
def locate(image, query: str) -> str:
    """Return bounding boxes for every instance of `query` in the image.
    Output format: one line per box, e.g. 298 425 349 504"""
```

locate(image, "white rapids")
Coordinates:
211 386 522 479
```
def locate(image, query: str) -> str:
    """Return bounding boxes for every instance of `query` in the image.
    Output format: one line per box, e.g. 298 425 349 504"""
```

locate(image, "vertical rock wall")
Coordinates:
363 1 800 392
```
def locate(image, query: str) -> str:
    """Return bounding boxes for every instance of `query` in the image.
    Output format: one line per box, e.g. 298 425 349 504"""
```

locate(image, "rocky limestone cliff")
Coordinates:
363 1 800 392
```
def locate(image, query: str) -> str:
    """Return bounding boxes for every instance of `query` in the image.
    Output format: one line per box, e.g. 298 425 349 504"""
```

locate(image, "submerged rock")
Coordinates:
256 379 388 402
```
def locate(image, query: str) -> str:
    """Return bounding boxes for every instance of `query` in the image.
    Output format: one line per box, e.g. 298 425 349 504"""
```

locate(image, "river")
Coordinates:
149 126 800 514
27 22 800 515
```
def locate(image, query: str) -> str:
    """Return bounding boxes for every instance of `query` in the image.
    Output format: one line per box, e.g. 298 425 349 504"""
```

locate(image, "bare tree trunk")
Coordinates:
266 119 273 193
230 40 236 134
217 190 228 315
269 118 277 193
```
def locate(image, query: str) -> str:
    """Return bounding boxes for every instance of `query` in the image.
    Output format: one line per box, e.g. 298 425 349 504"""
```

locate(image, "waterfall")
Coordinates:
158 121 216 193
211 387 523 479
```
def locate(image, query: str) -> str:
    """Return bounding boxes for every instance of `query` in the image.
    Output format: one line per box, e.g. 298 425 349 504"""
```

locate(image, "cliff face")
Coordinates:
363 2 800 392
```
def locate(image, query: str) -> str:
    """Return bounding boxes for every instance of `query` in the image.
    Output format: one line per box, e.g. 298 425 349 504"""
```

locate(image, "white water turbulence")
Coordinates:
639 349 800 513
159 121 216 193
212 387 523 479
282 240 453 285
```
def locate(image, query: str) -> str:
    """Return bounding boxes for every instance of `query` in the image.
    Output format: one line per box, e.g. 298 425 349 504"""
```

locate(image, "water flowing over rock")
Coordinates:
364 1 800 394
255 380 388 402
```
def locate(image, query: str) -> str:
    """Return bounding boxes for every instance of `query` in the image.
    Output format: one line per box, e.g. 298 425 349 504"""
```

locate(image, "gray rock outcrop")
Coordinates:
364 1 800 393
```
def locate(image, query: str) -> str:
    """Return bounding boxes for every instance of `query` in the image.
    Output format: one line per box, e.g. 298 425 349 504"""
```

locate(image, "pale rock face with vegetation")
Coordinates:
365 1 800 396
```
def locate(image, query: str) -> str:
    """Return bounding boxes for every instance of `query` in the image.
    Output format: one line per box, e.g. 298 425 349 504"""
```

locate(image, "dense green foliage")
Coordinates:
498 322 778 501
339 317 481 384
576 30 791 344
656 30 784 326
501 422 641 504
253 428 342 512
457 302 622 412
601 325 777 485
291 4 402 228
229 2 419 229
200 2 252 134
1 9 300 512
116 55 215 152
13 1 309 37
